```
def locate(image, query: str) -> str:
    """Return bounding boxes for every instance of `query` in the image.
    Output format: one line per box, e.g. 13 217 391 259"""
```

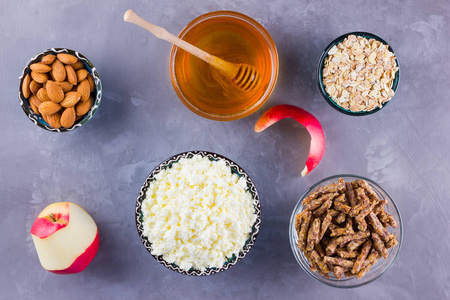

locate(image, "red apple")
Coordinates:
30 202 99 274
255 104 325 176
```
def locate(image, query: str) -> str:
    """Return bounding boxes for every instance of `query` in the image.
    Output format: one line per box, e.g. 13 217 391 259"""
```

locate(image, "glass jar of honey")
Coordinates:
170 11 279 121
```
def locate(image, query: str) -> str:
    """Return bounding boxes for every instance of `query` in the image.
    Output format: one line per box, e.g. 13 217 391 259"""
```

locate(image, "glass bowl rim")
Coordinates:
18 48 102 132
289 174 403 288
135 150 262 276
169 10 279 121
316 32 400 116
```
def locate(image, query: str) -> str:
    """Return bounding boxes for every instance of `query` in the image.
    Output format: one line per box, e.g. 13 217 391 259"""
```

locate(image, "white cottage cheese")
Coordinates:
142 154 257 271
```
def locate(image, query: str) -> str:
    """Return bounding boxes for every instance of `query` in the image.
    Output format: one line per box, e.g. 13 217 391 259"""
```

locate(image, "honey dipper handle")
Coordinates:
123 9 231 71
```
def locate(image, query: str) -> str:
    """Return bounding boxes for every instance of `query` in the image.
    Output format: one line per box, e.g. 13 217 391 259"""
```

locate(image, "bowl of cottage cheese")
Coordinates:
135 150 261 275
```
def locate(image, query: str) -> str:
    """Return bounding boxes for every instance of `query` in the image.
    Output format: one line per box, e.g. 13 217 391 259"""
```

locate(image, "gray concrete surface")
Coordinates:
1 0 449 299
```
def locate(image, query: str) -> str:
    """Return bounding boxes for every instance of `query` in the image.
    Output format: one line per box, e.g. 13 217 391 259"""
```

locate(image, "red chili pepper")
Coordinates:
255 104 325 176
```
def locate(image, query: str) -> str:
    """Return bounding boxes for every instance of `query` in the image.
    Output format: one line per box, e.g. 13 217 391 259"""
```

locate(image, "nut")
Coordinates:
22 74 31 98
29 80 41 95
76 69 88 83
41 54 56 65
71 61 84 71
51 59 66 82
77 79 90 101
57 53 78 65
46 80 64 103
30 71 48 84
60 91 81 108
65 65 77 85
47 112 61 129
38 101 61 115
30 62 52 73
60 107 76 128
29 94 42 108
76 96 93 115
56 81 73 93
37 88 51 102
87 74 95 92
30 101 41 116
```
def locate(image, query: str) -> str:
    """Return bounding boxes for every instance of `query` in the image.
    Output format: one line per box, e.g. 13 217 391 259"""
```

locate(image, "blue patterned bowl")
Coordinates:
136 150 261 276
19 48 102 132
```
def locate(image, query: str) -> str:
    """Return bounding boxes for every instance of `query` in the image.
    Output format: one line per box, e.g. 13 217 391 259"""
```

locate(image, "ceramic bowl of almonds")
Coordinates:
19 48 102 132
289 175 402 288
317 32 399 115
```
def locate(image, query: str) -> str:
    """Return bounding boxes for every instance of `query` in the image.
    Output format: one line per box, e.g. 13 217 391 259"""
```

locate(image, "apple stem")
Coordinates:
49 213 57 222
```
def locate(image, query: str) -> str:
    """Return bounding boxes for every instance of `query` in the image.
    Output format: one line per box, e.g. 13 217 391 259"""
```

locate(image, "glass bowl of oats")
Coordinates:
317 32 400 115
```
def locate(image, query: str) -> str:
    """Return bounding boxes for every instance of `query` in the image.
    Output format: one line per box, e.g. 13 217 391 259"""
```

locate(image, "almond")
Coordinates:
30 80 41 94
46 80 64 103
71 61 84 71
61 91 81 108
47 112 61 129
87 73 95 92
31 71 48 84
49 70 55 81
76 96 93 115
39 101 61 115
22 74 31 98
37 88 51 102
51 59 66 82
57 53 78 65
30 101 41 116
76 69 88 83
56 81 73 93
77 79 90 101
42 113 49 123
30 62 52 73
65 65 77 85
61 107 76 128
30 94 42 108
42 54 56 65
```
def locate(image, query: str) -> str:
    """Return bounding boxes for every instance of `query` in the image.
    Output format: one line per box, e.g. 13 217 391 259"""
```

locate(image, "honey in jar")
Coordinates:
170 11 278 121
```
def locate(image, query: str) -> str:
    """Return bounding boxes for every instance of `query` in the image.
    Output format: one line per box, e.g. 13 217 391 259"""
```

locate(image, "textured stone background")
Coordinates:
1 0 449 299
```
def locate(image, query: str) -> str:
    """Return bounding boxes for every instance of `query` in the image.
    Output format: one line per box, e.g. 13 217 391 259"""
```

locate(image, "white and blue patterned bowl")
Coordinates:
19 48 102 132
136 150 262 276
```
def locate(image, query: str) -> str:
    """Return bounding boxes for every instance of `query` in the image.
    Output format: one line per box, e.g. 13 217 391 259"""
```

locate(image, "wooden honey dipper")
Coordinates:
124 9 261 92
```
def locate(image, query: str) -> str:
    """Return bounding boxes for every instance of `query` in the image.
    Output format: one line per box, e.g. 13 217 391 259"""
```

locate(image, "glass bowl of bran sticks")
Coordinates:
289 175 402 288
